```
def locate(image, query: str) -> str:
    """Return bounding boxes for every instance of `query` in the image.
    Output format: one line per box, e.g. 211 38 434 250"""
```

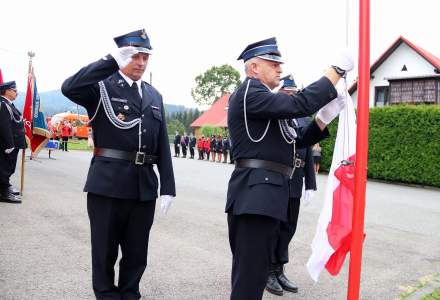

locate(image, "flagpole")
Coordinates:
347 0 370 299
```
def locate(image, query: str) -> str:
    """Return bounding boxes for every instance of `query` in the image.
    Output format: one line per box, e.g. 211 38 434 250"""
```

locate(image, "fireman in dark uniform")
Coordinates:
0 81 25 204
265 75 317 296
62 29 176 300
226 37 353 299
189 133 196 159
174 131 181 157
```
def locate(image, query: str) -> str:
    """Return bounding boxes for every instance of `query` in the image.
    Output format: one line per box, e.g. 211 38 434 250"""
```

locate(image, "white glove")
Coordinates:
303 190 315 207
111 46 139 69
332 49 354 74
316 90 346 125
160 195 174 215
4 147 14 154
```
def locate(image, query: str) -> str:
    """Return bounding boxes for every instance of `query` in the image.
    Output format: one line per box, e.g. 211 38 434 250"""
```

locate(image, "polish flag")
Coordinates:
307 89 358 281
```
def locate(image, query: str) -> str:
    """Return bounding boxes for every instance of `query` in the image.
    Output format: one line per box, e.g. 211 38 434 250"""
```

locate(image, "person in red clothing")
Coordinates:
197 136 205 160
204 136 211 161
60 120 72 151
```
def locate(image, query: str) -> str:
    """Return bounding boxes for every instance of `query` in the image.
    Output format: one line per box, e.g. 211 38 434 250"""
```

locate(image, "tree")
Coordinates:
167 119 185 136
201 124 226 137
191 64 241 106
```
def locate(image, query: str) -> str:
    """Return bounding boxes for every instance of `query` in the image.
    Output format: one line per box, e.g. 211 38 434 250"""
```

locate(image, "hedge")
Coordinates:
320 105 440 188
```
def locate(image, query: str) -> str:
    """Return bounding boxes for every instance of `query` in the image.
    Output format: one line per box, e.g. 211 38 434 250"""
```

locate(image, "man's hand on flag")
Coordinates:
331 49 354 77
316 90 346 125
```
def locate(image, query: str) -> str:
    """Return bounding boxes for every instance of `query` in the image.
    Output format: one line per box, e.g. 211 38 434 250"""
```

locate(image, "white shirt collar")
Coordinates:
1 95 13 104
118 71 143 98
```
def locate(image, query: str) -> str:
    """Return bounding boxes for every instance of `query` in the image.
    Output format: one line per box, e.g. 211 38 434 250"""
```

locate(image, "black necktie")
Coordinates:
132 82 141 97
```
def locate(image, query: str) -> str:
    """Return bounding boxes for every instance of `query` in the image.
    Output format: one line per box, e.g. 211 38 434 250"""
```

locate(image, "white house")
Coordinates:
349 36 440 107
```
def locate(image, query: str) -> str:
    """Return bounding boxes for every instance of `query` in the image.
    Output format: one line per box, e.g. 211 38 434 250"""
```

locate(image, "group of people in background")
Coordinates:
174 131 233 164
48 120 73 151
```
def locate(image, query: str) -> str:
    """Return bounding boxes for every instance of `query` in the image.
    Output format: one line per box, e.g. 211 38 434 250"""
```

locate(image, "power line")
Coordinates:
0 47 29 56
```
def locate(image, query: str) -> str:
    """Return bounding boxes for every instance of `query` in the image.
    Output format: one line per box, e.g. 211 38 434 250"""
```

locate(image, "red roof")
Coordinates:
191 94 230 127
349 36 440 94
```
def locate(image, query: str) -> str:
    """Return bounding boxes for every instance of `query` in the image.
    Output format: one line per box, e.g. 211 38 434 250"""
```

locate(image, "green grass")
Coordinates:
67 139 92 151
422 288 440 300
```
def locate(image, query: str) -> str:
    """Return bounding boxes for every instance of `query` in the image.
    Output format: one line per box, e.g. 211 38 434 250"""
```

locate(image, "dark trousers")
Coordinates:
181 145 187 157
189 147 194 158
272 197 301 265
198 149 204 160
174 145 180 156
61 137 69 151
223 150 229 163
87 193 156 300
0 148 19 192
228 213 279 300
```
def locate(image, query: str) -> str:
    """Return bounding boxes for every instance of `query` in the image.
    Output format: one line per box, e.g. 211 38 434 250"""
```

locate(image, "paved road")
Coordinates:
1 150 439 299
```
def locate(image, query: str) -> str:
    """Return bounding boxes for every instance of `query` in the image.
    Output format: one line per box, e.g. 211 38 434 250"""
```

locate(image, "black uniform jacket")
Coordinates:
174 134 181 146
0 97 26 150
226 77 336 221
289 117 317 199
190 137 196 148
61 56 175 201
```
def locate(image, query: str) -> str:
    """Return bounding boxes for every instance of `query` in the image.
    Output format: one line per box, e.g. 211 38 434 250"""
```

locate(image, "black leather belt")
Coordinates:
94 147 158 165
234 159 291 177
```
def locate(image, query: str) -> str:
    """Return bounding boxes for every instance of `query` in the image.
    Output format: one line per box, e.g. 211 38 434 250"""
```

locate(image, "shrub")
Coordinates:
320 105 440 187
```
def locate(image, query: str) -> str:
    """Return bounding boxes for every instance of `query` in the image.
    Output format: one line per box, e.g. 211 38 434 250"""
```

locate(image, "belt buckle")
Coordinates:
294 158 302 168
135 152 145 165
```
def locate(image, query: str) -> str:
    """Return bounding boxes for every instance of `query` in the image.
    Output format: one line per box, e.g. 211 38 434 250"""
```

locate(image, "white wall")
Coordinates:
351 42 438 107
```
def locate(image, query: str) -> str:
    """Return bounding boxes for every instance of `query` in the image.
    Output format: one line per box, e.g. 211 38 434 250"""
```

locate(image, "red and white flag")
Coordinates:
307 89 358 281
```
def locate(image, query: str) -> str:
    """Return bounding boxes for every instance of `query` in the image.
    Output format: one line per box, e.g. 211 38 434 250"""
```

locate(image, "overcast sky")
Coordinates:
1 0 439 108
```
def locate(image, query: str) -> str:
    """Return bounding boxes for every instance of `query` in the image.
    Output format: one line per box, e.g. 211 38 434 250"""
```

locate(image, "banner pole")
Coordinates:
347 0 370 299
20 149 25 195
20 51 35 194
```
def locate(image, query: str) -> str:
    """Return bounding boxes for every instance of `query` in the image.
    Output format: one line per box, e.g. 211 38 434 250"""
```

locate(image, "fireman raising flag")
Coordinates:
22 52 51 157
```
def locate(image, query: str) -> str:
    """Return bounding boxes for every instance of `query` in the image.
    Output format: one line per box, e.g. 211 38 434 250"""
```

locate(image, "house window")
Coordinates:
375 86 389 107
389 78 440 104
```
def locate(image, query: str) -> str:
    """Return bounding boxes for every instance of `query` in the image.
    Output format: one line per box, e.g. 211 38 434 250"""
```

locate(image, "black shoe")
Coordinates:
8 186 20 196
276 266 298 293
265 272 283 296
0 192 22 204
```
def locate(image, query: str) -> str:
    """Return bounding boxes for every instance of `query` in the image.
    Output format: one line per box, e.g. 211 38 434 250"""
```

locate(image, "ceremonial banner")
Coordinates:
31 78 50 154
307 91 358 281
23 64 50 156
0 68 3 83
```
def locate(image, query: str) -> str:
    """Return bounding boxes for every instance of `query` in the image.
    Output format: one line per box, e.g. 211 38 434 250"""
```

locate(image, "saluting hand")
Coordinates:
111 46 139 69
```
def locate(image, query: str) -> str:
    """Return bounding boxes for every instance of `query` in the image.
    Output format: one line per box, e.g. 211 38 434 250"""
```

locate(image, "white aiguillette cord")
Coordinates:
75 81 144 153
242 78 298 178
